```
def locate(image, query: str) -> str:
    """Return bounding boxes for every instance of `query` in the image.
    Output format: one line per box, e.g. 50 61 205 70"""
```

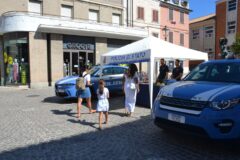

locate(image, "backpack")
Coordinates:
76 74 88 90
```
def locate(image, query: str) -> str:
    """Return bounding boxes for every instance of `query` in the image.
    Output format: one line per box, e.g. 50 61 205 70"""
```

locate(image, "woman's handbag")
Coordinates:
130 82 136 90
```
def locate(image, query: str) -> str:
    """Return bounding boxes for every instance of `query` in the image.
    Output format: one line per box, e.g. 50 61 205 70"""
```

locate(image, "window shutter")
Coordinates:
61 5 72 18
28 0 41 14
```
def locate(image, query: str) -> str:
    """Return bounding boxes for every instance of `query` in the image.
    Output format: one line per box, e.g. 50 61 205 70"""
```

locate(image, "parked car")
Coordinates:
153 59 240 139
55 65 127 98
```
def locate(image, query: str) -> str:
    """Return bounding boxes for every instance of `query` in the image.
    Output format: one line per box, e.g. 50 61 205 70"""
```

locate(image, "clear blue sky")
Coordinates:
189 0 216 20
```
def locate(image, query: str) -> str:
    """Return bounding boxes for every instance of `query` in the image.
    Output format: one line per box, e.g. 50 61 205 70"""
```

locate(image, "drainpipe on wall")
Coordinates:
132 0 134 27
47 34 52 86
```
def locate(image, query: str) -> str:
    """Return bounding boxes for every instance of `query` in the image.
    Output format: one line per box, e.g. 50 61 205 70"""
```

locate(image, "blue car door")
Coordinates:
101 67 115 91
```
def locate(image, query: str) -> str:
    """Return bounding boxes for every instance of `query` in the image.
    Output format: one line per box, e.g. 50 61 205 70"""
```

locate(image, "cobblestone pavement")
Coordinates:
0 87 239 160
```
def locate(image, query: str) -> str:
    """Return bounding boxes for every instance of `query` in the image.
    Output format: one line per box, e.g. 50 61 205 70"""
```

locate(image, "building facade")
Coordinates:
124 0 161 38
0 0 148 88
190 14 216 60
159 0 190 48
215 0 240 59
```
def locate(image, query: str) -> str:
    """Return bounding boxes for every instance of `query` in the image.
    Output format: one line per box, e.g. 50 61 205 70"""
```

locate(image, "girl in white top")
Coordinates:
97 80 110 130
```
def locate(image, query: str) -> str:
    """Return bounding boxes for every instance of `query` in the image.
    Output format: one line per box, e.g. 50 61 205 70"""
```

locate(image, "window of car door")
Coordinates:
113 67 126 75
102 67 113 76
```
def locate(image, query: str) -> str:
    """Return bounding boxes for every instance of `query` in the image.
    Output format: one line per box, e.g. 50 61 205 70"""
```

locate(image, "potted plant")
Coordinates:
181 0 188 7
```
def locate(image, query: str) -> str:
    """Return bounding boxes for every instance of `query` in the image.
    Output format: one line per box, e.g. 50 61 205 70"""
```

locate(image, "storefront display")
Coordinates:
63 36 95 76
3 32 29 85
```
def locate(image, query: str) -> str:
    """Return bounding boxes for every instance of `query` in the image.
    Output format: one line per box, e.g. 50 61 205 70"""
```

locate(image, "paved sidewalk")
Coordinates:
0 87 239 160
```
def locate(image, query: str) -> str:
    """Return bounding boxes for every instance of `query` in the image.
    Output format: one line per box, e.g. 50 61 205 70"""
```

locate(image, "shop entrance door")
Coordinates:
63 52 80 76
64 51 94 76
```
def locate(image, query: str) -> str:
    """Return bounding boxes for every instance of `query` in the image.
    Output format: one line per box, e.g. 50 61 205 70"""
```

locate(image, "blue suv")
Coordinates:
153 59 240 139
55 65 127 98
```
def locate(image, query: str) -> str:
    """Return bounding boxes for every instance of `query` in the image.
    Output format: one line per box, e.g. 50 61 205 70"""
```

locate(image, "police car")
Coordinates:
55 65 127 98
153 59 240 139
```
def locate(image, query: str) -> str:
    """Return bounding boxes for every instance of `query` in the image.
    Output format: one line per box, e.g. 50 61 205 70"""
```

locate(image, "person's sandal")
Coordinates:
89 109 96 114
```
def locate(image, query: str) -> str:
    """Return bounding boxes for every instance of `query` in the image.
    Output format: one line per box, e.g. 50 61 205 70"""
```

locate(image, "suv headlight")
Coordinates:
210 99 239 110
155 91 163 101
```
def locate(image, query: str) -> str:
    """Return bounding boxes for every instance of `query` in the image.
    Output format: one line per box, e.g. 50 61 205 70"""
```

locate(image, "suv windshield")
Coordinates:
184 62 240 83
89 67 100 76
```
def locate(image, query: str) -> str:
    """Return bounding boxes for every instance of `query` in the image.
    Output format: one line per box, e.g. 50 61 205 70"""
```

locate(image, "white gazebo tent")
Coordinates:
100 36 208 110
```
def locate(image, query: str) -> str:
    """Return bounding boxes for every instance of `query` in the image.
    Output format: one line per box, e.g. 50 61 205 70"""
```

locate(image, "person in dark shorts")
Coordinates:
156 58 169 83
171 59 183 81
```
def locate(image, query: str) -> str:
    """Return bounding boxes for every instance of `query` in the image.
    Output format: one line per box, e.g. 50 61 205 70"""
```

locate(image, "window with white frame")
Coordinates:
192 29 199 39
227 21 236 34
112 14 121 25
228 0 237 11
89 10 99 22
28 0 42 14
180 33 184 46
61 5 72 18
205 26 214 38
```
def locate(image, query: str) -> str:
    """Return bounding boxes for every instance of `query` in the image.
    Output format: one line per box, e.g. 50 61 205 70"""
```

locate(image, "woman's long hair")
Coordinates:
98 79 105 95
128 64 138 78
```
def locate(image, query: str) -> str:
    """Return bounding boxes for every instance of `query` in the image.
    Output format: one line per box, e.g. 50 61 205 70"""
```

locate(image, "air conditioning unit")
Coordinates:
171 21 176 24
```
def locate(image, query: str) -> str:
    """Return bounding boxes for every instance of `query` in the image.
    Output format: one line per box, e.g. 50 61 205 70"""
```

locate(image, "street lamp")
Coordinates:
162 25 169 41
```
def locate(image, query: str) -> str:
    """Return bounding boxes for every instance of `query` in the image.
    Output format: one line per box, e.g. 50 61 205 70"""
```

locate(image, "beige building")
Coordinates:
190 14 216 60
0 0 147 88
124 0 161 37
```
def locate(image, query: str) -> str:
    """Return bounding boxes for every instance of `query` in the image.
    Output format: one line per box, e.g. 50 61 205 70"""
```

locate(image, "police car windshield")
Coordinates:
184 62 240 83
89 66 100 76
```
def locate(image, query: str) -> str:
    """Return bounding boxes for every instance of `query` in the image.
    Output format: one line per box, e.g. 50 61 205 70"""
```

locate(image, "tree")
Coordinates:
231 34 240 56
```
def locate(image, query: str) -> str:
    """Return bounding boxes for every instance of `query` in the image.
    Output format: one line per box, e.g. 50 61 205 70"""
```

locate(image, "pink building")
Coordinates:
160 0 191 48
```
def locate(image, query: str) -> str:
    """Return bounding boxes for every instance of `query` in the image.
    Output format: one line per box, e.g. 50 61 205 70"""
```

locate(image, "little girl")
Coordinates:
96 80 110 130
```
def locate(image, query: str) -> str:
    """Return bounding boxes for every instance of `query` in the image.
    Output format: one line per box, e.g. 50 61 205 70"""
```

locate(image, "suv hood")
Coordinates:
161 81 240 101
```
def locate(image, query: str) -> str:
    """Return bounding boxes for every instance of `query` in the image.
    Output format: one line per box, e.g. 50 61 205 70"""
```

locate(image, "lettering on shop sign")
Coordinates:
63 43 95 51
109 50 150 63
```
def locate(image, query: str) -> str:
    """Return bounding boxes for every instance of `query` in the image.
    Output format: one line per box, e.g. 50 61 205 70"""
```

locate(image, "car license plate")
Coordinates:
58 89 65 93
168 113 185 123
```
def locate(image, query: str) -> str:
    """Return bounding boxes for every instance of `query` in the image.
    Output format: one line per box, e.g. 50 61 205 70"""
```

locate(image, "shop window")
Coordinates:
112 14 121 25
227 21 236 34
228 0 236 11
152 10 159 23
3 32 29 85
137 7 144 20
89 10 99 22
28 0 42 14
61 5 73 18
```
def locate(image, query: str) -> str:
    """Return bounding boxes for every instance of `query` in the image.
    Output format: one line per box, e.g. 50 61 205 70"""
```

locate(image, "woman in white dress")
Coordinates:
123 64 139 117
97 80 109 130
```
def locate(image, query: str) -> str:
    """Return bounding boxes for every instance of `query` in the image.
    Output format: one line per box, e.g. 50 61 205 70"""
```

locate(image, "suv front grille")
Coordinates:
160 96 208 111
